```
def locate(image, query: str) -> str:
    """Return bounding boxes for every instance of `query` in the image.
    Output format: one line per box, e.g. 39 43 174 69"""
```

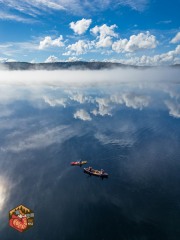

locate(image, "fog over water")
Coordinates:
0 68 180 86
0 68 180 240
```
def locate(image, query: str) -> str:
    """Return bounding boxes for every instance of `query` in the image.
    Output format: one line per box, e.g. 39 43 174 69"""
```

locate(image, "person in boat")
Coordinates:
88 166 92 172
101 169 105 175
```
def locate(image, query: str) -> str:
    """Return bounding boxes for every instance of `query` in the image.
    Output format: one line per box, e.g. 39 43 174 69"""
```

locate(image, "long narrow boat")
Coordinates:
71 161 87 166
84 167 108 178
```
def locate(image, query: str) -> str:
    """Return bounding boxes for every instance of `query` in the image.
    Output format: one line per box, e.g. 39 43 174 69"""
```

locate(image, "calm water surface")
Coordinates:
0 73 180 240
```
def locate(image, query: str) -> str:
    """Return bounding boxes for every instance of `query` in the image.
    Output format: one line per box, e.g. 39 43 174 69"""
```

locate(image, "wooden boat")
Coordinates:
71 161 87 166
84 167 108 178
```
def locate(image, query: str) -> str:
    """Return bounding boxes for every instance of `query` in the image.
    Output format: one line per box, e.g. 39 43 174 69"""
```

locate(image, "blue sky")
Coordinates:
0 0 180 65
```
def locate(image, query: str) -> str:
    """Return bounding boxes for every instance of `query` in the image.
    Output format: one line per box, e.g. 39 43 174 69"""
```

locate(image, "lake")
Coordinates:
0 68 180 240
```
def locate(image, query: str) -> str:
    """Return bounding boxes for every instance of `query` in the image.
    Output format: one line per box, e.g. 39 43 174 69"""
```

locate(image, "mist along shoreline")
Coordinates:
1 61 179 71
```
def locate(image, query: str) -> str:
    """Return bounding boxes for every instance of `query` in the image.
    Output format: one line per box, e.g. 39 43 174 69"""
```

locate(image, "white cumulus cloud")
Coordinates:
45 55 59 63
112 39 128 53
44 56 82 62
91 24 118 48
170 32 180 44
96 36 113 48
64 40 93 55
39 35 64 50
91 24 118 39
74 109 92 121
67 56 82 62
70 18 92 35
105 45 180 66
112 31 158 53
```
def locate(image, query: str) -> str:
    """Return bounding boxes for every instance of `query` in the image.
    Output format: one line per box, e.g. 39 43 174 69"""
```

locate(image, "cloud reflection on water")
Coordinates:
0 68 180 120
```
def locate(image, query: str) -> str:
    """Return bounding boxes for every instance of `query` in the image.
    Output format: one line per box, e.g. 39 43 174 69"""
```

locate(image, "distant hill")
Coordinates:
0 61 143 70
1 61 178 70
